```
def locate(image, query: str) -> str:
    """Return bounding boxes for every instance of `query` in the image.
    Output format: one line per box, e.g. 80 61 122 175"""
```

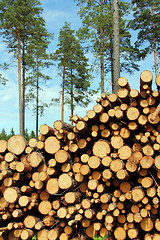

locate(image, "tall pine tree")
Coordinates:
129 0 160 76
53 22 94 120
0 0 46 136
26 20 53 137
75 0 139 93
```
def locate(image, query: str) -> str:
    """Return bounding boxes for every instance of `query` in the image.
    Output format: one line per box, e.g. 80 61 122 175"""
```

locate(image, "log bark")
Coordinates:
54 120 74 132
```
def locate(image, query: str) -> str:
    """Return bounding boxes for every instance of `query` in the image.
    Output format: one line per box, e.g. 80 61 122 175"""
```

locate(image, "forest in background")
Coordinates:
0 0 159 138
0 128 36 141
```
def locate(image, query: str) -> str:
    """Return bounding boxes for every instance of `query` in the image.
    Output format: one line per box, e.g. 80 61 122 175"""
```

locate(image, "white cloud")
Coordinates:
43 9 70 23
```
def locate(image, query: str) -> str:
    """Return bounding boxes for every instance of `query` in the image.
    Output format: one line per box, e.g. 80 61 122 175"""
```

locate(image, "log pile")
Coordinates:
1 70 160 239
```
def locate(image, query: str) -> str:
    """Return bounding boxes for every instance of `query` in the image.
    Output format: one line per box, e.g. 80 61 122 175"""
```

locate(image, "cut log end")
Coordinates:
44 136 60 154
93 140 110 158
7 135 26 155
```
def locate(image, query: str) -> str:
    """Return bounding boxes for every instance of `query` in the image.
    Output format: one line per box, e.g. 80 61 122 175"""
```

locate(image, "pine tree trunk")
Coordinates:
36 58 39 138
151 6 159 77
153 36 158 77
17 21 23 136
100 0 104 94
22 39 25 137
62 60 65 122
71 68 73 121
110 35 114 91
109 0 114 91
112 0 120 94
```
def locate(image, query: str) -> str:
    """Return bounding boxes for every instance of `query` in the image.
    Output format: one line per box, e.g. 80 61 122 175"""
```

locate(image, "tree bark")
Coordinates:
71 68 74 120
36 57 39 138
22 39 25 137
151 6 159 77
112 0 120 93
17 21 23 136
110 35 114 91
62 60 65 121
100 0 104 94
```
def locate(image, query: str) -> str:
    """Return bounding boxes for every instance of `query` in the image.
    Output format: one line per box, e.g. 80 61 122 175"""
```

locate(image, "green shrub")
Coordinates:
32 235 37 240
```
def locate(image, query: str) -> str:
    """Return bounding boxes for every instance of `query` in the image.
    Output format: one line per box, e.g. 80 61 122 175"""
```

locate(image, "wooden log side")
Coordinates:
54 120 74 132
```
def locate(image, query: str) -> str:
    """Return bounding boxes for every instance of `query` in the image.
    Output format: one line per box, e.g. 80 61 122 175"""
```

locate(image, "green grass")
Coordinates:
32 233 109 240
93 234 109 240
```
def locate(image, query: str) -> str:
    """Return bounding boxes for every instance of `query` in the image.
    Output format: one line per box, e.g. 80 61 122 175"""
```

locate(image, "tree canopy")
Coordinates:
53 22 95 119
129 0 160 76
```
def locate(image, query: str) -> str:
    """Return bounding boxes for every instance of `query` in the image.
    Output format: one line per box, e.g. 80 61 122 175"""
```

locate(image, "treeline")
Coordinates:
0 128 36 141
0 0 159 137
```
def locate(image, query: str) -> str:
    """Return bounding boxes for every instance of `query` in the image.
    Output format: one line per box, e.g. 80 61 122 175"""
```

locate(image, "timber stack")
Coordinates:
1 70 160 239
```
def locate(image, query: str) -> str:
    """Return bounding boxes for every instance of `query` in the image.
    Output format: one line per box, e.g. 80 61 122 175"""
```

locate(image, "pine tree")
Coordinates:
9 128 15 138
75 0 139 93
0 0 25 136
30 130 36 139
0 128 8 140
24 128 30 141
129 0 160 76
26 19 53 137
53 22 94 120
0 0 45 136
52 22 74 121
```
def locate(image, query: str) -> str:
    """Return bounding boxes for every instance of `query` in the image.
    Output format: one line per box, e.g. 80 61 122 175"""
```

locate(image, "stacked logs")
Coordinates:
1 70 160 239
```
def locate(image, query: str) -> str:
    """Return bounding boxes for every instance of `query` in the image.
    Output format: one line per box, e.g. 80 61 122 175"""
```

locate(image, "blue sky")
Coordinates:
0 0 157 135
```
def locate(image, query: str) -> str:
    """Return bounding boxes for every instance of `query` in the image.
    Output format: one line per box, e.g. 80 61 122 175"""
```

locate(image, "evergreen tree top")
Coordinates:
0 0 43 39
